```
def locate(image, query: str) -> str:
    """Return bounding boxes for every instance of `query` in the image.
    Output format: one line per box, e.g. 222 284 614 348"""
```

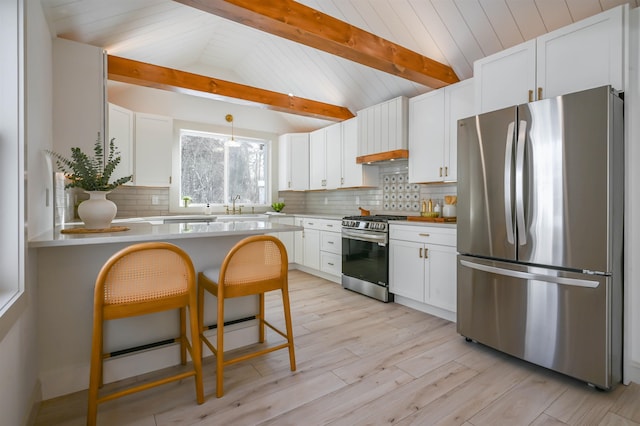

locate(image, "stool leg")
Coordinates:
87 317 103 426
281 288 296 371
180 307 187 365
258 292 265 343
216 292 225 398
188 293 205 404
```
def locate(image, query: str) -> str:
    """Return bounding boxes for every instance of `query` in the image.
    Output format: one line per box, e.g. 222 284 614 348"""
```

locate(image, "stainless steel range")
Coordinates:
341 215 407 302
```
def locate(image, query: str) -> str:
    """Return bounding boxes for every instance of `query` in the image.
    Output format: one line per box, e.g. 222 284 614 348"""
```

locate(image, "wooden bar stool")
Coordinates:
198 235 296 397
87 242 204 426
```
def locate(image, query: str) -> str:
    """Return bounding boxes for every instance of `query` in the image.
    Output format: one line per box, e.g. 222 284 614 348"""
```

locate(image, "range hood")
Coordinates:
356 149 409 164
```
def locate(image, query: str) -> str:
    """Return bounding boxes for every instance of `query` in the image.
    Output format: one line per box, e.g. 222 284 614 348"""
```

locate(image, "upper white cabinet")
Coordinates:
134 112 173 187
107 103 134 185
409 79 474 183
341 117 378 188
475 5 626 114
357 96 408 157
278 133 309 191
53 38 106 157
309 123 341 190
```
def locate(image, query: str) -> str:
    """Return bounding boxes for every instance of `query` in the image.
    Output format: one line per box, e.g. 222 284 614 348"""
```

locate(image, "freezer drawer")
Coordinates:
457 255 621 389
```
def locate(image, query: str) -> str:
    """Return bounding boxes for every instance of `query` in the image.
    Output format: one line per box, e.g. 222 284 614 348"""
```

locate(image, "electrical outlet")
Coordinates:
355 195 360 205
324 197 328 205
151 195 159 205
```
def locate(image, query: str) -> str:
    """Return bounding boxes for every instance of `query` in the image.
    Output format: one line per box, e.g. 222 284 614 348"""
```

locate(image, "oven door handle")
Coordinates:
341 229 387 245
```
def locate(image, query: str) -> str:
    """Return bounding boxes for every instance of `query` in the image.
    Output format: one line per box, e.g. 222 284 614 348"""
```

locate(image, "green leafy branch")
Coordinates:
48 134 133 191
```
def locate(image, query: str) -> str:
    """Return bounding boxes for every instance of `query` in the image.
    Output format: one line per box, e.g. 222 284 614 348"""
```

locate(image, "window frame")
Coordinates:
169 120 275 214
0 0 26 339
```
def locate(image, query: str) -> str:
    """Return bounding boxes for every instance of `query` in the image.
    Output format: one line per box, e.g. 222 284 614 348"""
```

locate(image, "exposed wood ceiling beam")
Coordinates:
174 0 459 88
107 55 354 121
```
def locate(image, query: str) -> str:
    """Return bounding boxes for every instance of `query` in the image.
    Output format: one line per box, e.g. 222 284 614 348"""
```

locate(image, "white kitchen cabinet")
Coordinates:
341 117 378 188
319 219 342 277
389 224 457 319
298 217 341 278
134 112 173 186
107 103 134 185
294 217 304 264
309 123 341 190
302 220 320 270
268 216 295 263
409 79 474 183
357 96 408 157
475 5 626 114
278 133 310 191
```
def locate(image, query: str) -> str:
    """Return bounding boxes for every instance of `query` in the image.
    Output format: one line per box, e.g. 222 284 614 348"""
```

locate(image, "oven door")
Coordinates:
341 228 389 286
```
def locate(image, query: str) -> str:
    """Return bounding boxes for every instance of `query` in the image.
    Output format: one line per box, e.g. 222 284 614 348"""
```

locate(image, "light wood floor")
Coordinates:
36 270 640 426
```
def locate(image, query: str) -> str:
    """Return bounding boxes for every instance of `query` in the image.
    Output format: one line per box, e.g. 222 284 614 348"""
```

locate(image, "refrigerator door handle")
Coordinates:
459 259 599 288
504 121 516 245
515 120 528 245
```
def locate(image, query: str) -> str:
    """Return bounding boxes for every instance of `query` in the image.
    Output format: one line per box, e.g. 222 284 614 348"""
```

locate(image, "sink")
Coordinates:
215 214 269 222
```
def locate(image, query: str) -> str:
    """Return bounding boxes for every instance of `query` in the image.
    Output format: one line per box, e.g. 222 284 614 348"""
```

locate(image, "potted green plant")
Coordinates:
48 135 132 229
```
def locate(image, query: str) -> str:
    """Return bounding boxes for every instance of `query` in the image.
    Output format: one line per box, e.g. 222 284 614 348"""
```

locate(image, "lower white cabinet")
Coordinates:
389 224 457 319
268 216 295 263
298 217 342 279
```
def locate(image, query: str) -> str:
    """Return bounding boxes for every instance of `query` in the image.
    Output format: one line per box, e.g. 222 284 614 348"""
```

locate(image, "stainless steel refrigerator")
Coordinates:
456 85 623 389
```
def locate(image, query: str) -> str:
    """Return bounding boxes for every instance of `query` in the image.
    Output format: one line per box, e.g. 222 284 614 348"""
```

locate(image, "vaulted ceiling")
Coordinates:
41 0 638 132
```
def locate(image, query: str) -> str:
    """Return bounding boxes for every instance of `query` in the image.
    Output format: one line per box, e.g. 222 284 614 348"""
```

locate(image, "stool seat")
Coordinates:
198 235 296 397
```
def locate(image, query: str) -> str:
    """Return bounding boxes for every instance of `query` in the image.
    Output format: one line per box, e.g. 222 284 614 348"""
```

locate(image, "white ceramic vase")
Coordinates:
77 191 117 229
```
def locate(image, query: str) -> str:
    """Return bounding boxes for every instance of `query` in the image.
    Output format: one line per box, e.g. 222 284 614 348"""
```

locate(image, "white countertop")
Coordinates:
29 220 302 248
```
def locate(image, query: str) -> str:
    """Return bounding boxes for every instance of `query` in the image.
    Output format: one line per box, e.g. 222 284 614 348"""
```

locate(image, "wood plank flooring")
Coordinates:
35 270 640 426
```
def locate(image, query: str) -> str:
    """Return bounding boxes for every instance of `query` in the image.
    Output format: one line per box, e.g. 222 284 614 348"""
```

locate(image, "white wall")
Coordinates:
0 2 52 426
624 6 640 384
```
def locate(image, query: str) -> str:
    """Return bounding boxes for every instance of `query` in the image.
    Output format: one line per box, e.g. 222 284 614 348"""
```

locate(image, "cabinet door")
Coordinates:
309 129 326 190
537 5 624 99
474 39 536 114
444 79 475 182
325 123 342 189
389 239 425 301
294 217 304 264
107 103 133 185
134 113 173 186
279 133 309 191
270 216 295 262
303 228 320 270
408 91 445 183
425 244 457 312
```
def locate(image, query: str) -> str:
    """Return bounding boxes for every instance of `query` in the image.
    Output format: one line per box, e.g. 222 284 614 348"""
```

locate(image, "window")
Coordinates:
0 0 25 326
179 129 269 206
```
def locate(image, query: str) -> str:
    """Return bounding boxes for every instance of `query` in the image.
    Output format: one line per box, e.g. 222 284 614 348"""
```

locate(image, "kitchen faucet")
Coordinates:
224 195 243 215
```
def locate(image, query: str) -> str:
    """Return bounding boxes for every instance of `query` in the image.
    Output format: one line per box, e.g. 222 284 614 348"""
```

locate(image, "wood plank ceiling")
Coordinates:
41 0 638 133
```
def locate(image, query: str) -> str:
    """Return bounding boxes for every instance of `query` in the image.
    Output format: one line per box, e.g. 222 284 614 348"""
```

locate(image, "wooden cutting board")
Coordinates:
407 216 457 223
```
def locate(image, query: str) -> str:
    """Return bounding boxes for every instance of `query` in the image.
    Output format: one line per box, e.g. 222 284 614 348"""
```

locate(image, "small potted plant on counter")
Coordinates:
48 135 132 229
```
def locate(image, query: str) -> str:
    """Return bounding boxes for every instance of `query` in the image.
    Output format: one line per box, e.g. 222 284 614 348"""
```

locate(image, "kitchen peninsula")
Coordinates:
29 219 302 400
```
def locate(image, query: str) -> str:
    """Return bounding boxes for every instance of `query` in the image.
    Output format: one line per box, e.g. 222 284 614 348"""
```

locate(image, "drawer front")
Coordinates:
321 231 342 254
389 224 456 246
302 218 324 230
320 251 342 276
321 219 341 233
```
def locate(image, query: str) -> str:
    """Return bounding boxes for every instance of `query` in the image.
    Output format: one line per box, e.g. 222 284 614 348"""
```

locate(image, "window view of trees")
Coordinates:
180 130 267 205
